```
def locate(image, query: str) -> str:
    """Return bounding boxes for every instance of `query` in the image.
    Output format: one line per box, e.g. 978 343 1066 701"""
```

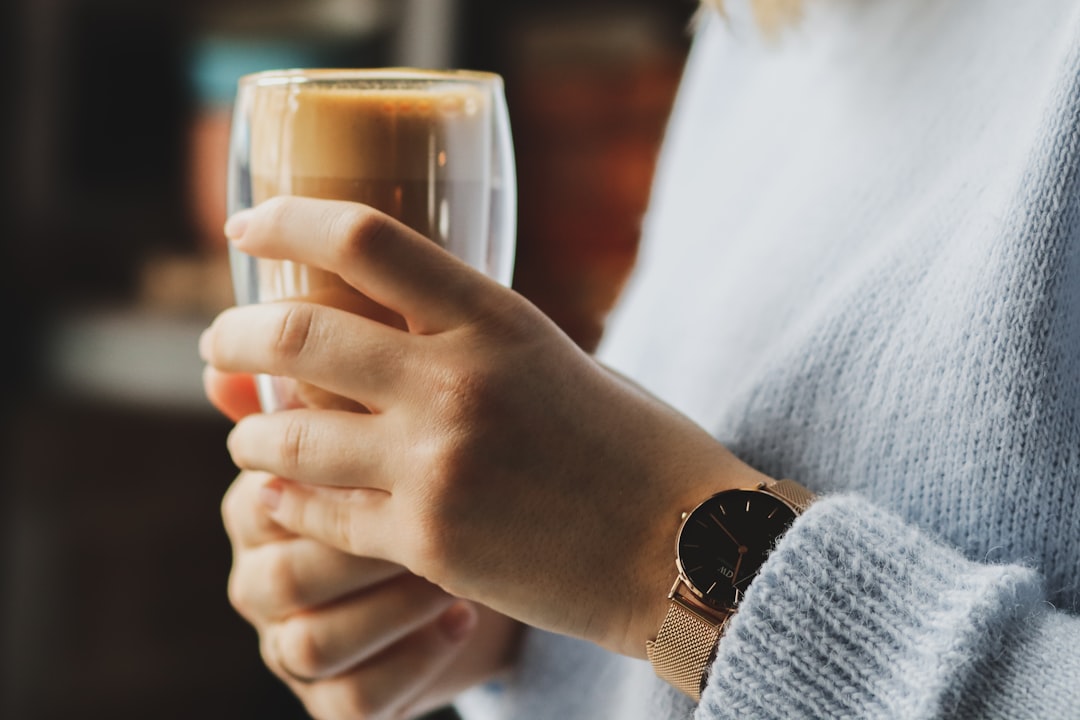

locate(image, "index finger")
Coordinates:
227 197 494 334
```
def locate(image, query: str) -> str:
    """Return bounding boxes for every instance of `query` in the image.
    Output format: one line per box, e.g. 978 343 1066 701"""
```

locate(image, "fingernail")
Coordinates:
438 602 477 643
198 328 211 361
260 481 283 511
224 210 253 240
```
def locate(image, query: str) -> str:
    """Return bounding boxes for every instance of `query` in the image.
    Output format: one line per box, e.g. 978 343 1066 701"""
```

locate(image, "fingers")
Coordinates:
287 603 477 720
222 471 296 548
226 196 488 333
229 538 404 624
203 366 261 421
200 302 410 412
227 410 392 491
261 478 394 561
271 574 461 682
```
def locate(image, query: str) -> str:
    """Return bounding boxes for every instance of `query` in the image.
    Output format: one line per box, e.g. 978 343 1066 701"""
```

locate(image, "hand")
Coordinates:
222 470 521 720
208 372 521 720
200 196 774 658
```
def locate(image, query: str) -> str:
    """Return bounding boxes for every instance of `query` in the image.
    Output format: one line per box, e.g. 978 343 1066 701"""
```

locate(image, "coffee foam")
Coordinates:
249 84 491 183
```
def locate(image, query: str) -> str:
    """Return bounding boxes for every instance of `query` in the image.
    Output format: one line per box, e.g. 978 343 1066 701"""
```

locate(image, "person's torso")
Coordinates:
601 0 1080 612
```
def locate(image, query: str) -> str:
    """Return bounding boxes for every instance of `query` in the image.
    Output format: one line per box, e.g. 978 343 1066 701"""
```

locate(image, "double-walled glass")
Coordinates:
227 69 516 411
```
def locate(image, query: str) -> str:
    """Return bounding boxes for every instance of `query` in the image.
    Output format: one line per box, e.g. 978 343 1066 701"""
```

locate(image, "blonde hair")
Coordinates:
699 0 803 34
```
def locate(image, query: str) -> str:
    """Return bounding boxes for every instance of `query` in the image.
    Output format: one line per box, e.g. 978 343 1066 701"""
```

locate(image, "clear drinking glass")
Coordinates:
227 68 516 411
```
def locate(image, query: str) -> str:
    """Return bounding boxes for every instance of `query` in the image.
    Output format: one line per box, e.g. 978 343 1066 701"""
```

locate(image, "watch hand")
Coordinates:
730 546 747 585
709 513 742 546
732 572 755 588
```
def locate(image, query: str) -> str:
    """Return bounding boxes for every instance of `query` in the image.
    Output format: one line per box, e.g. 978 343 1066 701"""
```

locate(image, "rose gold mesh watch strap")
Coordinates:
645 593 728 701
769 478 816 513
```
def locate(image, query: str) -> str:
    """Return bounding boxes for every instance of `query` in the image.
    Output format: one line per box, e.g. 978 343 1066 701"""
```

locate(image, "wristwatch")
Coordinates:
646 478 815 700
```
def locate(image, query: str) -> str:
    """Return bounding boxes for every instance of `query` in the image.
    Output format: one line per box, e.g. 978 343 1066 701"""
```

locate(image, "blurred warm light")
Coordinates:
1 2 690 718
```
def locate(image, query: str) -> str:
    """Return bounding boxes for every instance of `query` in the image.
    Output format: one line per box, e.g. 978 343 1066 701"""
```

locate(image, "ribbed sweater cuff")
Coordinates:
700 494 1049 719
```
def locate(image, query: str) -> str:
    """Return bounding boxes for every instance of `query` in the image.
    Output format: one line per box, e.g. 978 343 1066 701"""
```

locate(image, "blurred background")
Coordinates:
0 0 693 717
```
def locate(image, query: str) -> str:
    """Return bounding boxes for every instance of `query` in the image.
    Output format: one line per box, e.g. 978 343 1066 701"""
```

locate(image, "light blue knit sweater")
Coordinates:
458 1 1080 718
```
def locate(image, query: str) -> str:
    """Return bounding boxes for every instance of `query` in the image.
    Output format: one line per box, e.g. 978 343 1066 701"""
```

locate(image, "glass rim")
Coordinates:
239 67 504 89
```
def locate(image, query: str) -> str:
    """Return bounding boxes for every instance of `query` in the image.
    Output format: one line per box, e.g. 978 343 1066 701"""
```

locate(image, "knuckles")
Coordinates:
332 204 395 265
226 566 256 622
279 414 313 478
227 546 302 623
279 620 330 681
260 545 305 618
271 303 318 367
328 497 370 559
220 480 244 540
258 195 295 235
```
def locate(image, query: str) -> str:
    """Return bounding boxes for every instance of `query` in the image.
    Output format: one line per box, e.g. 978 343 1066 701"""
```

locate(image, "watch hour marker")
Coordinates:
707 581 717 593
745 499 751 512
767 507 778 519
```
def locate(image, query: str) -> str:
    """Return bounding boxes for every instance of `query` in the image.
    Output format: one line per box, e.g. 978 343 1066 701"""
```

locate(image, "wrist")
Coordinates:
624 457 775 660
643 475 816 698
570 365 778 658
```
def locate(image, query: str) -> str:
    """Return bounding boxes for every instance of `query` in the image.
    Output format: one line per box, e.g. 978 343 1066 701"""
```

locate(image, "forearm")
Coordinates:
458 494 1080 720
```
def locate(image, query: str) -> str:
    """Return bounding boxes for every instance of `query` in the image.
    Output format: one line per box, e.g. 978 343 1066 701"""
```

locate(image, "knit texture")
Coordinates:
457 1 1080 718
704 495 1080 719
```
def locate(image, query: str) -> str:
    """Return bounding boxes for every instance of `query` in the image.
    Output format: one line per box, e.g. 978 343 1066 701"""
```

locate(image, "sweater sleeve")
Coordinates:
699 494 1080 720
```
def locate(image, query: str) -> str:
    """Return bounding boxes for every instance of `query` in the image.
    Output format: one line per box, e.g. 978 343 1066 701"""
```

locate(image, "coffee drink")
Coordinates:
249 79 493 297
236 72 504 410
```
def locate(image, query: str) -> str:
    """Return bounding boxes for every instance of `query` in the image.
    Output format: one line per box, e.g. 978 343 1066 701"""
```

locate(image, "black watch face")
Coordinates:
676 489 797 611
